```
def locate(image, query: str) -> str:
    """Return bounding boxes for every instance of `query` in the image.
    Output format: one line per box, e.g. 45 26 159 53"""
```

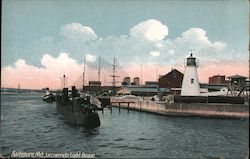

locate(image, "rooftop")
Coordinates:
227 75 247 79
124 86 169 93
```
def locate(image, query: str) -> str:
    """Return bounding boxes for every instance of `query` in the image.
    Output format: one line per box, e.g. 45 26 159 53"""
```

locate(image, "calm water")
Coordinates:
1 93 249 158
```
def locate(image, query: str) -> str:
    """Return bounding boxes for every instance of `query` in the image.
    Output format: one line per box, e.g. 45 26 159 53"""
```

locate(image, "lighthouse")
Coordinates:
181 53 200 96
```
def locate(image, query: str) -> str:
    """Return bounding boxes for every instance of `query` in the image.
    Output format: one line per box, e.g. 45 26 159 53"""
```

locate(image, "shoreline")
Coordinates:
110 97 249 119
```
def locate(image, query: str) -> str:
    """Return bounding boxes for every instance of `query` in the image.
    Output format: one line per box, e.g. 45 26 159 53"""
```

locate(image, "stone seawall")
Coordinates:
110 97 249 119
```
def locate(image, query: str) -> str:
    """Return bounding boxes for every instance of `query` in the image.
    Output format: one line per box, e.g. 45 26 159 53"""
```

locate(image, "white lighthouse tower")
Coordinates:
181 53 200 96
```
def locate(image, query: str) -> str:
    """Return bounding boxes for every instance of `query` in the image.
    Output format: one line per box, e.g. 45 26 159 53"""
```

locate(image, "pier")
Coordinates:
110 97 249 119
111 101 135 113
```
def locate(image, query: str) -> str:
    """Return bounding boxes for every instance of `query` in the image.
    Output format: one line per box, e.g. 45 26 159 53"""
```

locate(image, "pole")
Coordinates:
63 74 66 88
83 56 86 89
98 56 101 82
113 57 116 87
140 64 143 86
156 66 158 81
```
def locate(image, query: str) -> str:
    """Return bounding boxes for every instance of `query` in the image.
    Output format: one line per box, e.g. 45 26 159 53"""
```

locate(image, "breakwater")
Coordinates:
111 97 249 119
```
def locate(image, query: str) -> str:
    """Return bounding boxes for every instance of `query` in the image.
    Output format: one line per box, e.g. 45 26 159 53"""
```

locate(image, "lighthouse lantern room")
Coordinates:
181 53 200 96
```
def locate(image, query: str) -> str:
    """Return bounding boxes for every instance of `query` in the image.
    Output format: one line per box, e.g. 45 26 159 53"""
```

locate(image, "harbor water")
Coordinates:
1 93 249 158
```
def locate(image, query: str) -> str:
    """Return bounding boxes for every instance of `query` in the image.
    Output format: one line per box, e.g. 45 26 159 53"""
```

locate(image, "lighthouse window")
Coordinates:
191 78 194 84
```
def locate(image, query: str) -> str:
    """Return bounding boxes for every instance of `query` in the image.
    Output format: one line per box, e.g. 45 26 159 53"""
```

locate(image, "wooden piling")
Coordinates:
119 103 121 113
128 103 130 113
110 105 112 114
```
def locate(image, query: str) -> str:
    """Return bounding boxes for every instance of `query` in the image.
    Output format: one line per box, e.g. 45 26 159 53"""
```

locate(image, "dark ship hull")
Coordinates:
43 94 55 103
43 88 55 103
55 87 101 128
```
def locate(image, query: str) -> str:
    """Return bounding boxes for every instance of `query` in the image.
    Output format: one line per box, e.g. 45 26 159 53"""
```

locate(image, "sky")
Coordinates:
1 0 249 89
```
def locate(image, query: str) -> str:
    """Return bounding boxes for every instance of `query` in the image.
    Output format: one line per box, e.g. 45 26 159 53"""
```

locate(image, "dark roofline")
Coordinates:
200 83 227 86
160 69 183 79
210 75 226 78
227 75 247 79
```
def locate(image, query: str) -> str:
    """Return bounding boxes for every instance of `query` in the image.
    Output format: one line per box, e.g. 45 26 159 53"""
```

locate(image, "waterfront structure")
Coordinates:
209 75 227 84
133 77 140 86
83 85 102 95
246 80 250 91
181 53 200 96
159 69 183 95
227 75 247 88
144 81 158 87
200 83 228 92
227 75 248 97
89 81 101 86
122 77 131 85
111 95 248 119
82 81 102 95
116 86 169 96
122 77 140 86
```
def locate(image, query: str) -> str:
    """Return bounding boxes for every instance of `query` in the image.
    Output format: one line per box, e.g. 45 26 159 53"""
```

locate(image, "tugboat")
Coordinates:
55 86 102 128
43 88 55 103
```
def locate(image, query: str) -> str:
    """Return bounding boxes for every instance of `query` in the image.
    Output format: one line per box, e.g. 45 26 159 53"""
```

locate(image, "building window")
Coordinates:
191 78 194 84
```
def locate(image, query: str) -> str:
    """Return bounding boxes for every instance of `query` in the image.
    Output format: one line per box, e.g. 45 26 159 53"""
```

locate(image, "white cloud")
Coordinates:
171 27 227 65
2 53 85 89
180 28 209 43
55 23 229 66
60 23 98 41
130 19 168 41
167 49 175 55
41 53 79 71
173 28 226 51
85 54 97 63
15 59 26 67
156 43 163 48
149 51 161 57
211 41 226 50
3 20 244 89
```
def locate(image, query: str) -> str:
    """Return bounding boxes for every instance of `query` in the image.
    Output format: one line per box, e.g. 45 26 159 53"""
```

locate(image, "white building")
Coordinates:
181 53 200 96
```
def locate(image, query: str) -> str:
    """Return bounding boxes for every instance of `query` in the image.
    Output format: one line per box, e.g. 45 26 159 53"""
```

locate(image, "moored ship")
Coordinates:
55 86 102 128
43 88 55 103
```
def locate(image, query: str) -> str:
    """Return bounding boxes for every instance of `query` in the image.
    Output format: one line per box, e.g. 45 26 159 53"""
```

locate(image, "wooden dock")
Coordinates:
111 101 135 113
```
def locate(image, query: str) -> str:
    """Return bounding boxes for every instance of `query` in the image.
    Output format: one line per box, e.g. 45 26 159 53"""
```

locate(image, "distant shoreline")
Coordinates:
1 88 44 93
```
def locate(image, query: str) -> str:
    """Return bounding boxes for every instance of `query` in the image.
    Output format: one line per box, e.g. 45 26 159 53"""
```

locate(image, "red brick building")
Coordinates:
158 69 183 89
209 75 226 84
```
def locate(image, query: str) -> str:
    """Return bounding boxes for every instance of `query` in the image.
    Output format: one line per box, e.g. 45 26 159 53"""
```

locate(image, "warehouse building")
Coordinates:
116 86 169 96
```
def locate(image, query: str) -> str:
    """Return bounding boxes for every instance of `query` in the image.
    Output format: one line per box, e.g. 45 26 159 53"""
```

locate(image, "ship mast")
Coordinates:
140 64 143 86
110 57 119 87
83 56 86 89
63 74 66 88
155 66 158 81
98 56 101 82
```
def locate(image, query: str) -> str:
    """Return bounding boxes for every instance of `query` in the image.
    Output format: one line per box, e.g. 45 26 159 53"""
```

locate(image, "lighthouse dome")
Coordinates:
186 53 197 67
